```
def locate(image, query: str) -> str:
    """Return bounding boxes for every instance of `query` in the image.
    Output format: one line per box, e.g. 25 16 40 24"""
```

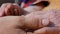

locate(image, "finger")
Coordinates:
8 4 15 16
38 18 49 28
4 3 13 16
39 11 50 27
0 3 8 16
14 8 19 16
10 8 15 16
13 4 21 15
34 27 59 34
6 3 15 15
1 3 7 8
0 8 5 17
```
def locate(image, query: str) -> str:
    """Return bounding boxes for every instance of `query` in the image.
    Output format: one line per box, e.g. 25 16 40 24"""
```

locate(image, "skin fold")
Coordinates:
0 3 60 34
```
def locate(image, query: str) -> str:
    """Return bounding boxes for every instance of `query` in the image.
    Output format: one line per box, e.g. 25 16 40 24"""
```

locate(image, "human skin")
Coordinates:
0 3 45 16
33 10 60 34
0 3 60 34
0 3 29 16
0 10 60 34
0 3 48 34
0 3 50 29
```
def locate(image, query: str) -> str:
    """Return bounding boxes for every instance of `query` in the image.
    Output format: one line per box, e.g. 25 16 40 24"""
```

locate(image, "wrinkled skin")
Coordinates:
0 3 60 34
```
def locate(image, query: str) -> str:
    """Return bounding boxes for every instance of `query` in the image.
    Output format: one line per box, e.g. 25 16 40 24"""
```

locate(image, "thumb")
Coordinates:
0 8 5 17
0 4 7 16
34 27 59 34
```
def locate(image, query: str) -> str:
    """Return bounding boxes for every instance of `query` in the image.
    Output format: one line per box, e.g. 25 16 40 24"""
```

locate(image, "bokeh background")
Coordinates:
0 0 15 6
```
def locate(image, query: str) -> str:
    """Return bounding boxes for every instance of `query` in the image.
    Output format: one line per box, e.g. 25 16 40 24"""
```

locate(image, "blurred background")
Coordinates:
0 0 15 6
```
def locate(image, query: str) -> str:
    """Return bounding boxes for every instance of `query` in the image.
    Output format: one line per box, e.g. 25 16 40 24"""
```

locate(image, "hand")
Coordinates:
0 3 26 17
0 11 50 34
0 16 49 34
0 10 60 34
33 10 60 34
24 10 60 34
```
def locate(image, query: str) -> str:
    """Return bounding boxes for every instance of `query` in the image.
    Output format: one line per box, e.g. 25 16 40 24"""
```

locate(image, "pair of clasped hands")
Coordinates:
0 3 60 34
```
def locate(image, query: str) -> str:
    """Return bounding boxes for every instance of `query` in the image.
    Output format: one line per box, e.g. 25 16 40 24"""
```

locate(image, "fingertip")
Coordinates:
6 3 13 9
42 18 50 26
1 3 7 8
